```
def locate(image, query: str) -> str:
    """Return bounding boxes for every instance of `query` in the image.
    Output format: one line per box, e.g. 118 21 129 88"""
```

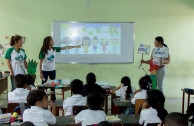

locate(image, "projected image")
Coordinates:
60 23 121 54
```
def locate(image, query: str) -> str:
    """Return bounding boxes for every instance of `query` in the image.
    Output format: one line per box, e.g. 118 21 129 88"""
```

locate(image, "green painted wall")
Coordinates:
0 0 194 98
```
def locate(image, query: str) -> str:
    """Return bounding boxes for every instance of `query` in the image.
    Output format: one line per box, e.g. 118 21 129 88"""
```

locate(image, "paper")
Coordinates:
138 44 151 55
106 115 122 122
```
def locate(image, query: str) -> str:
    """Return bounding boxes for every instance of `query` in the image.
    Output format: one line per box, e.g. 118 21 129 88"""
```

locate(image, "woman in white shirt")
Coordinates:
141 36 170 93
131 75 152 104
139 90 168 126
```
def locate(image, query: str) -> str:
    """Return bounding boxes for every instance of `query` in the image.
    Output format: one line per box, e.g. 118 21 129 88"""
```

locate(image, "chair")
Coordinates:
135 99 146 114
7 103 30 115
73 106 87 115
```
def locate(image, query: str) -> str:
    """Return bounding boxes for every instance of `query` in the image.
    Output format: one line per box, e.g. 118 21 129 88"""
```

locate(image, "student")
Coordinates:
75 92 106 126
160 112 188 126
111 76 133 98
39 36 80 101
20 121 35 126
8 74 30 103
63 79 87 116
131 75 152 104
5 35 28 91
83 72 107 96
23 90 56 126
141 36 170 93
139 90 168 126
26 74 36 90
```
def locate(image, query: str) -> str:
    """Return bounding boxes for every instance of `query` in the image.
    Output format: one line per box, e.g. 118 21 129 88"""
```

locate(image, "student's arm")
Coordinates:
49 100 56 116
141 55 153 64
61 45 81 50
39 59 44 80
111 84 121 94
6 59 14 77
24 59 28 70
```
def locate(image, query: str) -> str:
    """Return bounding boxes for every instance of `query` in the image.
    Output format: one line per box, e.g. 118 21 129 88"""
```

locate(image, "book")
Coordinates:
105 115 122 123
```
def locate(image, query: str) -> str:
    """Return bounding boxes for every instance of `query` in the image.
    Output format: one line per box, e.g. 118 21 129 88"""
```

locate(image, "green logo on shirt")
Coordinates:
15 55 24 61
47 55 54 61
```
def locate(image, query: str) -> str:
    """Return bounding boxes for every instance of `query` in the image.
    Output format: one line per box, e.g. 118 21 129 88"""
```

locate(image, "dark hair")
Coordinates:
27 90 47 106
70 79 83 94
155 36 168 47
26 74 33 85
39 36 55 57
10 35 22 46
164 112 188 126
121 76 132 96
86 72 96 85
20 121 35 126
139 75 152 90
87 92 105 110
98 121 111 126
147 90 168 122
14 74 27 88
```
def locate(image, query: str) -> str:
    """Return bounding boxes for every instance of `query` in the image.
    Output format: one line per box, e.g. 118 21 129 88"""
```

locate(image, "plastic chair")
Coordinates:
135 99 146 114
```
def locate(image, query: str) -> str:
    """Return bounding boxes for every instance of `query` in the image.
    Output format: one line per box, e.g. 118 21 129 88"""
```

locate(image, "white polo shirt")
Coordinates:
139 107 162 126
23 106 56 126
75 109 106 126
63 94 87 116
8 88 30 103
131 89 147 104
5 47 27 76
39 47 61 71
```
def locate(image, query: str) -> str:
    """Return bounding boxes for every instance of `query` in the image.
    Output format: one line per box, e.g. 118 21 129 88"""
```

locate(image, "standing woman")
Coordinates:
39 36 80 101
5 35 28 91
140 36 170 93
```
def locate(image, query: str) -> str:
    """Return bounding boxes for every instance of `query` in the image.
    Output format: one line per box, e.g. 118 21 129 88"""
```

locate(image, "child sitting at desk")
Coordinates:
139 90 168 126
23 90 56 126
111 76 133 98
8 74 30 103
131 75 152 104
83 72 107 96
75 92 106 126
63 79 87 116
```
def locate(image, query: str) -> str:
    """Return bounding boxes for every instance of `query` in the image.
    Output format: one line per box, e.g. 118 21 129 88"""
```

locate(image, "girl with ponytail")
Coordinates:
139 90 168 126
140 36 170 93
5 35 28 91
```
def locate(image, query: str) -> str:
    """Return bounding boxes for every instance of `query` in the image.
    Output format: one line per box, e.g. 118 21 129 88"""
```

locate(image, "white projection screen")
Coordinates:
52 21 134 64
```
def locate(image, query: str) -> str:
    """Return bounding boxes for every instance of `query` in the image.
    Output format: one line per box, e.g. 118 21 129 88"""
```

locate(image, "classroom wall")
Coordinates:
0 0 194 98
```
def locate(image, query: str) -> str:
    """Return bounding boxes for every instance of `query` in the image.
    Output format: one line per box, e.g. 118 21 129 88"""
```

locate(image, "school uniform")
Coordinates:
115 86 128 97
5 47 27 91
39 47 61 101
23 106 56 126
75 109 106 126
139 107 162 126
63 94 87 116
8 88 30 103
131 89 147 104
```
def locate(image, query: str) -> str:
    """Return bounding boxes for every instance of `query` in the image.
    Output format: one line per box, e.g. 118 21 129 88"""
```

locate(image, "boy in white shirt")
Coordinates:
75 92 106 126
23 90 56 126
131 75 152 104
63 79 87 116
8 74 30 103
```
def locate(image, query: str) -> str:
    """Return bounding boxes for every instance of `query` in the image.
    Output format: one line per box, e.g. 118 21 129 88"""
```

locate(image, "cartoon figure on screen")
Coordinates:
72 36 81 54
110 38 119 54
82 36 90 54
91 36 99 54
100 38 109 54
62 37 71 54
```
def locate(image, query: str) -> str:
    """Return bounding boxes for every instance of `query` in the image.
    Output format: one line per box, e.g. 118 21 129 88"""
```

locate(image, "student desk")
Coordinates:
51 114 140 126
113 98 134 114
0 73 9 99
181 89 194 114
36 84 70 100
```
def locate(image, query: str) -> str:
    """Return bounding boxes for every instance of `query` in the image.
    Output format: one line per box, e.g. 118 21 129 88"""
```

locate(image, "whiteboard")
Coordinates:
52 21 134 64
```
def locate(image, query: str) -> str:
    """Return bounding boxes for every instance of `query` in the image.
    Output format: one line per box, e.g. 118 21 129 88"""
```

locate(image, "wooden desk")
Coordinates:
0 73 9 99
54 100 63 116
36 85 70 100
51 114 140 126
181 89 194 114
113 98 134 114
